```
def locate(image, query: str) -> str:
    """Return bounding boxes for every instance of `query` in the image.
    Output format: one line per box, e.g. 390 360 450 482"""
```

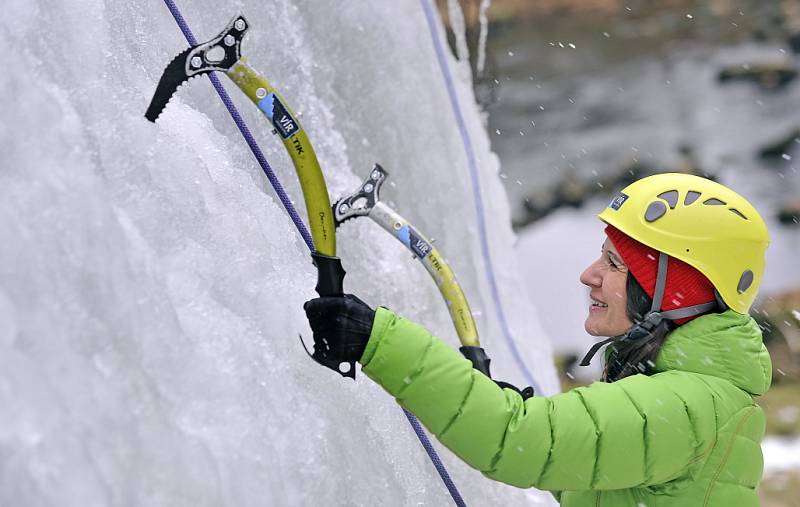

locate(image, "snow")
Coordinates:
0 0 560 505
762 437 800 473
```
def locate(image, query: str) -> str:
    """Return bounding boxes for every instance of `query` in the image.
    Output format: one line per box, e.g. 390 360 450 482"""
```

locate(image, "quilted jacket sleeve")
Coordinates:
360 308 718 490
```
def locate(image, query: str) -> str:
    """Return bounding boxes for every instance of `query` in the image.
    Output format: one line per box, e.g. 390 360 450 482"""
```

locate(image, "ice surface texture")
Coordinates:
0 1 558 505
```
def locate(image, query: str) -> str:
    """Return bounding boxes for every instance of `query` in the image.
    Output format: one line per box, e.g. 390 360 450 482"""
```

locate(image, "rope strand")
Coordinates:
156 2 466 504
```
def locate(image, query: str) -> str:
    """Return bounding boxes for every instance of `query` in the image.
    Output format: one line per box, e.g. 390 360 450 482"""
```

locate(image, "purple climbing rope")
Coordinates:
157 2 466 505
162 0 314 252
403 409 466 506
420 0 542 395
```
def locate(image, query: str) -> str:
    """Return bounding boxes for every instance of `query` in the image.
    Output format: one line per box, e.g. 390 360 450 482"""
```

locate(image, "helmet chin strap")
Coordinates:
580 252 718 367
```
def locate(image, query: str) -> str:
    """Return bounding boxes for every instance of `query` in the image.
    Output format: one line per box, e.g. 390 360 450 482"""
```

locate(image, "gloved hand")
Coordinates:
303 294 376 366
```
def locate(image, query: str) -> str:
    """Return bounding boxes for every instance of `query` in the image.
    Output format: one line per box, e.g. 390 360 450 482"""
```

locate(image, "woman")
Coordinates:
304 173 772 506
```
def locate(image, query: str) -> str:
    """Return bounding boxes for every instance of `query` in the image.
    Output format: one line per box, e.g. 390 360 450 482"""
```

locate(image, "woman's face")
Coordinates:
579 238 634 337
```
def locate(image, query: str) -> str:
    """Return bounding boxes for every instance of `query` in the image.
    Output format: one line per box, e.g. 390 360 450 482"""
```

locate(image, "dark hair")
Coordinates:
603 273 676 382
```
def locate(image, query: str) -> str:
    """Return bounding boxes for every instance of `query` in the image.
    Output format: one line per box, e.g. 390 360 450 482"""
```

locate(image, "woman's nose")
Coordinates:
580 259 602 288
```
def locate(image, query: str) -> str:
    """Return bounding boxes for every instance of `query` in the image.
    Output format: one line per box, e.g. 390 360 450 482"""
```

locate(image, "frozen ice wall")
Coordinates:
0 0 558 505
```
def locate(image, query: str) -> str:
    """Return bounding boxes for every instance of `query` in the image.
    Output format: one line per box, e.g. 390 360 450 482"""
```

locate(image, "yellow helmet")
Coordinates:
598 173 769 314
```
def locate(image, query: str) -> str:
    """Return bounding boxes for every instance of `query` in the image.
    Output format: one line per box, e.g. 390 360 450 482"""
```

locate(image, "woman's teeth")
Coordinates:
591 300 608 308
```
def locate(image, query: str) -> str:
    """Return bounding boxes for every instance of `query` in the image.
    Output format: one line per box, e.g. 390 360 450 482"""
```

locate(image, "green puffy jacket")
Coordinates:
361 308 772 506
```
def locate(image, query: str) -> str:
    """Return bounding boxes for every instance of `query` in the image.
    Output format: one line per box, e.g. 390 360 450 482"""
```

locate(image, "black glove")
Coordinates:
303 294 376 369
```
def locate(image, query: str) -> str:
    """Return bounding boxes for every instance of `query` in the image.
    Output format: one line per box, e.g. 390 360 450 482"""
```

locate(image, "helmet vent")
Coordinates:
703 198 726 205
684 191 702 205
729 208 748 220
737 270 754 293
658 190 679 209
645 201 668 222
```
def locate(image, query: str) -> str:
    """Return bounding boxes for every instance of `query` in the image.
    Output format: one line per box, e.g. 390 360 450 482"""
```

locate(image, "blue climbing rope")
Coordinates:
158 2 466 505
420 0 542 395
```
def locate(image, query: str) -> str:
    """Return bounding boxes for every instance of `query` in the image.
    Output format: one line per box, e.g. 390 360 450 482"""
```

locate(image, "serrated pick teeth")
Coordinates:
147 73 204 122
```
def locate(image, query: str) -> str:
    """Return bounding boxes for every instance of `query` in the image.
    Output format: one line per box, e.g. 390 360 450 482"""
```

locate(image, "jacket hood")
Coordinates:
653 310 772 396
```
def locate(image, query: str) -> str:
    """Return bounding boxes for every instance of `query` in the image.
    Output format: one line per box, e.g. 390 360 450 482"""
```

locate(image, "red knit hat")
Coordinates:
605 225 716 325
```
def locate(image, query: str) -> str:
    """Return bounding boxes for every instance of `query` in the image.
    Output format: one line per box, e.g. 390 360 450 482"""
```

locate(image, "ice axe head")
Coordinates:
145 14 249 122
332 164 388 227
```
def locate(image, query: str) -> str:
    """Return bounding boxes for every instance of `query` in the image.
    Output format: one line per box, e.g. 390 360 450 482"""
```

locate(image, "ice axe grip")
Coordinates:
311 252 345 297
459 346 492 378
307 252 355 379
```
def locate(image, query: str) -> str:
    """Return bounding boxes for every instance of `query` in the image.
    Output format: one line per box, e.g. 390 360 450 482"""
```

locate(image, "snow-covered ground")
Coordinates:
763 436 800 474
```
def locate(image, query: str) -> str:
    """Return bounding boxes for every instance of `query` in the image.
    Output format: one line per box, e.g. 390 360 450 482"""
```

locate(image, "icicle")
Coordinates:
447 0 470 63
476 0 492 76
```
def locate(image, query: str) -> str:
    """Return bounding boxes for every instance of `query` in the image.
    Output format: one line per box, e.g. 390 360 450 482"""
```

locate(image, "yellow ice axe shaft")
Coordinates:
228 59 352 377
228 58 336 258
369 201 479 347
227 59 346 308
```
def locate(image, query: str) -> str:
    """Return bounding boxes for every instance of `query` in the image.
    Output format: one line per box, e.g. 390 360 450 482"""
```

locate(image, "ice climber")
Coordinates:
304 173 772 506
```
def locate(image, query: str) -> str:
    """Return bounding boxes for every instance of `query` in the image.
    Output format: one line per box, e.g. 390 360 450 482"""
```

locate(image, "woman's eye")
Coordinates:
607 255 618 269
